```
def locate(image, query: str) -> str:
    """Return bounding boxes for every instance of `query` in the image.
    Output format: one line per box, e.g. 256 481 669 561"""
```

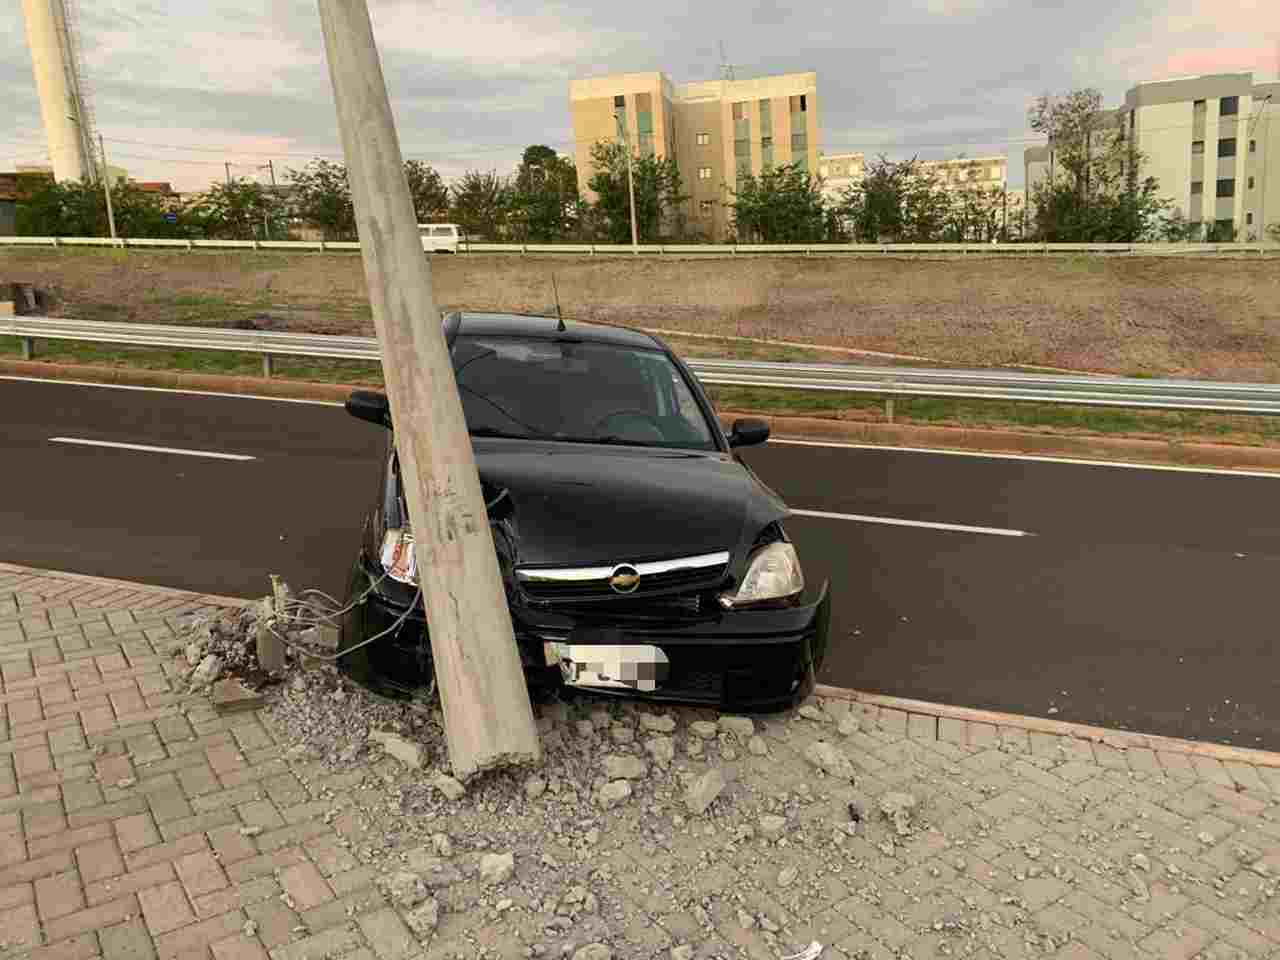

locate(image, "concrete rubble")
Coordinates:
803 739 856 778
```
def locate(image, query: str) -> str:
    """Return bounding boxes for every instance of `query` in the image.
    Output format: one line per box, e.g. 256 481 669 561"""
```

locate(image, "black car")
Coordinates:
339 312 830 711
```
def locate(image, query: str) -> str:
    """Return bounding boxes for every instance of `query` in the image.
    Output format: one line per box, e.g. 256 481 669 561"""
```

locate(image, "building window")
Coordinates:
613 95 625 108
1216 178 1235 198
696 132 709 146
1220 96 1239 116
697 166 711 180
819 165 828 177
1193 98 1206 111
699 200 713 217
1190 181 1203 195
732 102 746 121
1246 212 1253 225
1248 176 1255 189
1250 139 1257 153
800 94 807 112
759 99 771 133
1219 137 1237 157
1191 140 1204 155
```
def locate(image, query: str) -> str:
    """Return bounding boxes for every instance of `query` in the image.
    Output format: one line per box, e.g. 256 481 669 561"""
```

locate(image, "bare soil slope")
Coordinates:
6 249 1279 380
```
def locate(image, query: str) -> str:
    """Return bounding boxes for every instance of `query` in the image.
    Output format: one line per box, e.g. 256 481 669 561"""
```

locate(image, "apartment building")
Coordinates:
1025 73 1280 240
569 71 819 239
918 155 1008 193
818 151 864 205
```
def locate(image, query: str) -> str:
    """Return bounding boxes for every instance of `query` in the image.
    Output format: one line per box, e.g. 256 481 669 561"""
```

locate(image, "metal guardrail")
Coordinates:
2 235 1279 257
4 315 1280 415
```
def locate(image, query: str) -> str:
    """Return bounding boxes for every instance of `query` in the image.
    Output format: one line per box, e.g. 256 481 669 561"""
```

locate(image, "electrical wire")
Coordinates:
267 585 423 665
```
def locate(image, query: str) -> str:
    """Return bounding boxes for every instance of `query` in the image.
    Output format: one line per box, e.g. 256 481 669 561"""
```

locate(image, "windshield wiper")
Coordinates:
468 427 532 440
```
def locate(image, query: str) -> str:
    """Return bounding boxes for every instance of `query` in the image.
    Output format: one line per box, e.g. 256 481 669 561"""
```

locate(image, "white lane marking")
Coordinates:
768 438 1280 479
48 437 256 461
790 508 1032 538
1 375 343 407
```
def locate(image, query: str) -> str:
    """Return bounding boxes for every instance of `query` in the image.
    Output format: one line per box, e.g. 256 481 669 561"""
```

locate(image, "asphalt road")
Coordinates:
4 376 1277 749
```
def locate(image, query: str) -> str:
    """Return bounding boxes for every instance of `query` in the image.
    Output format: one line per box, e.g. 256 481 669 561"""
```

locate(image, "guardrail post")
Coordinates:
21 337 34 361
262 353 274 377
885 396 894 423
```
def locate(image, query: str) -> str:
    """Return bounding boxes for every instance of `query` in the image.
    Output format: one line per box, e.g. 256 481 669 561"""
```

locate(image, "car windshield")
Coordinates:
450 335 718 450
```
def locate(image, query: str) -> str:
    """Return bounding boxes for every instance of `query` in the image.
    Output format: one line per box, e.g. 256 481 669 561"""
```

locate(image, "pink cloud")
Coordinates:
1161 47 1279 77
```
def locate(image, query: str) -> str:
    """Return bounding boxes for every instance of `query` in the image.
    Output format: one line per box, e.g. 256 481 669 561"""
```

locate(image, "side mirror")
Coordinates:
345 390 391 428
729 417 769 448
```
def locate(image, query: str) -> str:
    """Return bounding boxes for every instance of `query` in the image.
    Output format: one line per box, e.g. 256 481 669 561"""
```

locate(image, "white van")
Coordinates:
418 223 461 254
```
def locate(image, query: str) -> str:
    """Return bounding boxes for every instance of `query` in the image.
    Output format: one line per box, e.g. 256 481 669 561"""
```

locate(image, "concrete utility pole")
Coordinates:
98 134 116 241
316 0 540 779
614 112 640 252
225 162 232 187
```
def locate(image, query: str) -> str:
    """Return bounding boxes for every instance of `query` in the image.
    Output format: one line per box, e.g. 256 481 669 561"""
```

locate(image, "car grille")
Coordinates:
517 551 730 604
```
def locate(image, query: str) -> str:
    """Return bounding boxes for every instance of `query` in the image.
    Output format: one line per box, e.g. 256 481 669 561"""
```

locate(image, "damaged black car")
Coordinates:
339 312 830 710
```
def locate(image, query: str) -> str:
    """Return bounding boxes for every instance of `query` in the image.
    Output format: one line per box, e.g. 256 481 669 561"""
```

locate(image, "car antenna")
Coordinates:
551 274 566 332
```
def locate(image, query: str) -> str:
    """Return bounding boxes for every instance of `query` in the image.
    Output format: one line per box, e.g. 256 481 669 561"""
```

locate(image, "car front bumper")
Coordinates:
339 552 831 711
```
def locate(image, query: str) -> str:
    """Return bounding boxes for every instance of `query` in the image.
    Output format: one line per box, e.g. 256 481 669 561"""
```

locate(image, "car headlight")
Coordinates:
718 541 804 609
379 528 418 585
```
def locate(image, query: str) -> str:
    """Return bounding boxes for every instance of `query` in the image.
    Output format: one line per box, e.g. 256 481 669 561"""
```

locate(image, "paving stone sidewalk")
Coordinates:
1 561 1279 960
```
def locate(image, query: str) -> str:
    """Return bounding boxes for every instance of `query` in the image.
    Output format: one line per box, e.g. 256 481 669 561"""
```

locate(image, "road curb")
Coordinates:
815 683 1280 770
721 410 1280 473
0 561 249 610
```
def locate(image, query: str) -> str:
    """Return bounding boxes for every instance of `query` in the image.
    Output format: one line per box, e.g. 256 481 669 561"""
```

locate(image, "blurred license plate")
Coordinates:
545 642 670 693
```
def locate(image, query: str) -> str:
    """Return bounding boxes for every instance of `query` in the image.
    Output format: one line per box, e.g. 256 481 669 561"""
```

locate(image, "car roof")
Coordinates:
449 312 664 350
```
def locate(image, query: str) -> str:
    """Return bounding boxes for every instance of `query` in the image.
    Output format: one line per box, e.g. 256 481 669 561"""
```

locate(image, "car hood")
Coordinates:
470 439 787 569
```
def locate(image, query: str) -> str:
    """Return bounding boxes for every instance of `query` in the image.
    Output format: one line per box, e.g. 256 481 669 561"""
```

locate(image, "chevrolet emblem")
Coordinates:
608 564 641 594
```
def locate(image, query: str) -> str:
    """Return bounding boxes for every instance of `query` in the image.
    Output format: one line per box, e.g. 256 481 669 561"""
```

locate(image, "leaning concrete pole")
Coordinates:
316 0 541 779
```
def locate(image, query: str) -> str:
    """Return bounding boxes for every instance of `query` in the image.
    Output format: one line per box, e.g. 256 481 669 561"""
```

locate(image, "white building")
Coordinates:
817 151 864 205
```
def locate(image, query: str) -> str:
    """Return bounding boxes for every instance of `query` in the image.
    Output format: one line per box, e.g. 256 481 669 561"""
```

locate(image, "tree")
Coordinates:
184 178 278 240
508 145 578 242
943 184 1007 242
1268 222 1280 243
838 156 949 242
728 162 825 242
587 140 687 242
1026 89 1168 241
16 177 185 238
1157 209 1203 242
286 158 356 240
450 170 510 240
404 160 449 223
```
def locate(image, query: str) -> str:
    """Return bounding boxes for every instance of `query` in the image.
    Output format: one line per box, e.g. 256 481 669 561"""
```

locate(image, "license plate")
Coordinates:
544 642 670 693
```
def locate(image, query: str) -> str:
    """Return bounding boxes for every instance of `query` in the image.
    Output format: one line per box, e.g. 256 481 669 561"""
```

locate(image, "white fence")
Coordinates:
2 235 1278 257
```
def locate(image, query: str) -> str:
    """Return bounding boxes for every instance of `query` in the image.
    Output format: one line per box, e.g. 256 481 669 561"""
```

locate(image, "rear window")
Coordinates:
450 336 717 450
431 226 455 237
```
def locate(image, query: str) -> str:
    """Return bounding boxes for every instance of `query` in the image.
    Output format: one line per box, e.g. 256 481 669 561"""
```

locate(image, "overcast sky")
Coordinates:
3 0 1277 192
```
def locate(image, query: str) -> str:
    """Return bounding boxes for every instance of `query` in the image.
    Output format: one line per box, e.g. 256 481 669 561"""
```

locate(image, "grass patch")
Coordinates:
707 385 1280 447
0 336 383 385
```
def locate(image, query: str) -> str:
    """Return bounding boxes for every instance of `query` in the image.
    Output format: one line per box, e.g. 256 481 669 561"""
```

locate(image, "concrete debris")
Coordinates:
686 737 705 759
299 623 340 651
781 942 824 960
602 754 648 780
1235 844 1261 864
575 720 596 739
758 815 788 838
838 711 861 736
184 641 206 667
189 654 223 688
431 833 453 858
644 736 676 767
778 866 799 887
610 725 635 745
798 705 829 722
242 919 258 938
747 736 768 756
572 946 611 960
406 897 440 937
1131 852 1151 872
737 909 756 929
878 791 919 835
804 741 855 779
404 851 463 889
479 852 516 885
211 678 265 714
1128 870 1151 902
718 716 755 739
685 768 726 815
689 721 719 740
368 729 425 769
596 780 633 809
432 774 466 801
1197 831 1216 845
381 871 428 907
590 707 612 729
524 775 547 800
639 712 677 733
671 946 695 960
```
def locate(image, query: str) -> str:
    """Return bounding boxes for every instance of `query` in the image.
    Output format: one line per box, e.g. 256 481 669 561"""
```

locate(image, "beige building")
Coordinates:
918 155 1008 193
1025 73 1280 240
569 71 819 239
818 151 864 205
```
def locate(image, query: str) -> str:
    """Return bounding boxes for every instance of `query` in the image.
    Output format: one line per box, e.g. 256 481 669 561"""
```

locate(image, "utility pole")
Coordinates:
615 112 640 252
225 161 232 186
259 161 278 240
316 0 540 779
266 159 276 187
98 134 116 241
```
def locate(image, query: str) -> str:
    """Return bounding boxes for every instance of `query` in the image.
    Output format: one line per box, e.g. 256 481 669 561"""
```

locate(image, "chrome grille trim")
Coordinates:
516 550 730 584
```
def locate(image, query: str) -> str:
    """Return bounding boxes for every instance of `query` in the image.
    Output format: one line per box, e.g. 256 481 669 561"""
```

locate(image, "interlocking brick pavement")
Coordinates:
1 561 1279 960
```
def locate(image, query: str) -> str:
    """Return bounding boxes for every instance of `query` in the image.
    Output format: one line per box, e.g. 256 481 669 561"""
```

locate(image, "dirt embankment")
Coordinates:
5 249 1280 381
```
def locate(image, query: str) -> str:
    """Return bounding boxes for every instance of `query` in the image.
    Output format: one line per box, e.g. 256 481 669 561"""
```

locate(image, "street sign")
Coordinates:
163 212 177 224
